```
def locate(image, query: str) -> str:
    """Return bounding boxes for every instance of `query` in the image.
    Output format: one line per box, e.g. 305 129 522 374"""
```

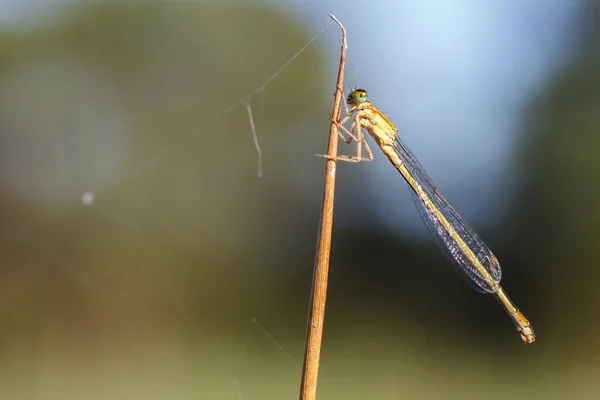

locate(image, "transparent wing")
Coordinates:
393 138 501 294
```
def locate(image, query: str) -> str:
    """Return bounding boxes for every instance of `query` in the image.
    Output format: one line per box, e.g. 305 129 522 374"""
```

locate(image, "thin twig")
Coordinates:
299 13 347 400
245 101 262 178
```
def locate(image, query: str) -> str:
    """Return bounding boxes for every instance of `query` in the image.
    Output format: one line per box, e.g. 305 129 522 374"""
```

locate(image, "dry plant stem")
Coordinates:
299 13 347 400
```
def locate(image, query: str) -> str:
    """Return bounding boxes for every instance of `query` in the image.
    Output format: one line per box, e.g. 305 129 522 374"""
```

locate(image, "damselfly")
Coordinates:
325 89 535 344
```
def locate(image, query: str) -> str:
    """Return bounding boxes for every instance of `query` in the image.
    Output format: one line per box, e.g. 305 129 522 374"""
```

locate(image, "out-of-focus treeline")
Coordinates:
513 1 600 352
0 1 599 399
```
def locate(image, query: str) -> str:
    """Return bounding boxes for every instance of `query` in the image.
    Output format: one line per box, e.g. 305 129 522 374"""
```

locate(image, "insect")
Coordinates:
324 89 534 343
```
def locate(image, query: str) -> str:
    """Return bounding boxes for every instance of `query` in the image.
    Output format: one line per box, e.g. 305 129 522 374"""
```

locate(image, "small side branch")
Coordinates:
245 101 262 178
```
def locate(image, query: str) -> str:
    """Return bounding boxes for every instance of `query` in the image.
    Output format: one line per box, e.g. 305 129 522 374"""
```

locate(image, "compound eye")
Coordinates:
353 89 368 103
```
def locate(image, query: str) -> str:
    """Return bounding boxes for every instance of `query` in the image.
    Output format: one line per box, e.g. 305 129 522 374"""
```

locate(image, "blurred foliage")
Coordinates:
513 0 600 354
0 0 329 364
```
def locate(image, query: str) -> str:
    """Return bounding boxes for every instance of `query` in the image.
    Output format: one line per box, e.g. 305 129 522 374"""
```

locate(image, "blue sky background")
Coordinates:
279 0 584 236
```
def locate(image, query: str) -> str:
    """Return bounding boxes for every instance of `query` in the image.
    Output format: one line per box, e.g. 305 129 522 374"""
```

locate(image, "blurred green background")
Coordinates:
0 1 599 399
